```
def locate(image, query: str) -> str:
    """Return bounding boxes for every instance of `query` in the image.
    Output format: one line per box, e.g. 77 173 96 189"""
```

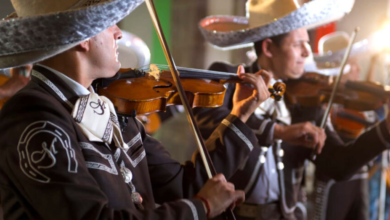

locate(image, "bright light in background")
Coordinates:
371 20 390 52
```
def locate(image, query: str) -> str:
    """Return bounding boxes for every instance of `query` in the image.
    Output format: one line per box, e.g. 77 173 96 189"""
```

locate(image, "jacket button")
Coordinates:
120 167 133 183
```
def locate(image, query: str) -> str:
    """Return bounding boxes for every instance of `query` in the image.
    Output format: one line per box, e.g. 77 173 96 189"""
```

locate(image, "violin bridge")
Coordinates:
148 64 161 81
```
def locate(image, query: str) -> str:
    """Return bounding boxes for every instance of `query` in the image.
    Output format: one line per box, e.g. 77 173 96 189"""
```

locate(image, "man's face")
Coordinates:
89 25 123 78
270 28 310 79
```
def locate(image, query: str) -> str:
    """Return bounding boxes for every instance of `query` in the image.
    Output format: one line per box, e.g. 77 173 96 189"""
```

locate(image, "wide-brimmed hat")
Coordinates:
199 0 355 48
305 43 350 76
0 0 144 69
313 31 368 67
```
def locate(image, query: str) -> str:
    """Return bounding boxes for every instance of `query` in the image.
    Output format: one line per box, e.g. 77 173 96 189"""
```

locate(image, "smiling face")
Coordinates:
88 25 123 79
270 28 310 79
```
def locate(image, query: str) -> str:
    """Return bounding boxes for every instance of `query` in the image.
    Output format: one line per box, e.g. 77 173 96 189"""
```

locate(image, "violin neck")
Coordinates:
176 66 240 82
139 64 241 82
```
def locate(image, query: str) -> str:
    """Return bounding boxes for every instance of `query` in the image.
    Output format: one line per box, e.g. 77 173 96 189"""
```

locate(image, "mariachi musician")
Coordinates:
0 0 273 219
0 66 31 101
311 31 372 220
194 0 390 219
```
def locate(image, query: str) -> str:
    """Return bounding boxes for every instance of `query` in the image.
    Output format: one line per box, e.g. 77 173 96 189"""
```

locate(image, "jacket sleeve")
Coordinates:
144 113 260 203
0 91 206 220
314 120 390 181
193 62 276 147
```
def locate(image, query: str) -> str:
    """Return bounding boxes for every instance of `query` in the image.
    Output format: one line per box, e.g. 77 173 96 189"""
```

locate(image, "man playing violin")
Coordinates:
0 0 274 220
195 0 390 219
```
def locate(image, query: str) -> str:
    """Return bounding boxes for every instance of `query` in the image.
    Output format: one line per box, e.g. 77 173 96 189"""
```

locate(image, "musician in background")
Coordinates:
0 66 31 100
310 31 372 220
195 1 390 219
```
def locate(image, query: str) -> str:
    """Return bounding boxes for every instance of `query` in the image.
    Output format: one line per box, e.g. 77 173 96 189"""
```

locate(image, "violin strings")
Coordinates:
138 64 238 79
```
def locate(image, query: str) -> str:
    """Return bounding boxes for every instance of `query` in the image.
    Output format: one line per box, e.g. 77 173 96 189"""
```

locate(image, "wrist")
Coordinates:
194 195 210 219
231 111 249 124
273 124 285 140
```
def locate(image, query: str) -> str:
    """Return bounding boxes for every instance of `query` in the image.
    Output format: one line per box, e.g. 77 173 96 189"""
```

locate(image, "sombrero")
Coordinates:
117 30 151 68
313 31 368 66
199 0 355 48
0 0 144 69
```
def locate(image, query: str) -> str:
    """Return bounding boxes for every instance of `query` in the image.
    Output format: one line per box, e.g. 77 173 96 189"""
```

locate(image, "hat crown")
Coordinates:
318 31 350 54
248 0 302 28
10 0 90 17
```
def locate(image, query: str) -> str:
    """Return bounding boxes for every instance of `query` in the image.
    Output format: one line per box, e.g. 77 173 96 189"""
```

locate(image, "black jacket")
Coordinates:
193 62 390 220
0 65 260 220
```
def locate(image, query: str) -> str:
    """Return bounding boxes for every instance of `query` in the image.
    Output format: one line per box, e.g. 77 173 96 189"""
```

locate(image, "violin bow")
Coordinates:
145 0 236 219
311 27 359 160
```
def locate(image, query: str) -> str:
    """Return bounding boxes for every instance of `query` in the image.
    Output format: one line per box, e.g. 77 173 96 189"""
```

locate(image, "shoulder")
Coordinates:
0 83 75 149
1 82 68 118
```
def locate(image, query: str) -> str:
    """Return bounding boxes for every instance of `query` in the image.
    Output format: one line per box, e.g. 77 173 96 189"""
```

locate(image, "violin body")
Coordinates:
285 72 385 111
98 71 227 115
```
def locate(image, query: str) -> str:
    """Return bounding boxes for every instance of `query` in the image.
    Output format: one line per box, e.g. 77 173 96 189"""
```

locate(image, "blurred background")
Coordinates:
1 0 388 80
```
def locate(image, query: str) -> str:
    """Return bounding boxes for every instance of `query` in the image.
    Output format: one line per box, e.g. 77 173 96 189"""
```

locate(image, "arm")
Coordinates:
314 120 390 181
193 62 275 146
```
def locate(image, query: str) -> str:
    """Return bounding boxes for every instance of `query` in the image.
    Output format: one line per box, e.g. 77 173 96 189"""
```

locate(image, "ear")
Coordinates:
262 39 273 58
77 39 91 52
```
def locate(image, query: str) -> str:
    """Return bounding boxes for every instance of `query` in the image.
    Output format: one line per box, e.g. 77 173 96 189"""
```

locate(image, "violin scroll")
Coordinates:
269 82 286 101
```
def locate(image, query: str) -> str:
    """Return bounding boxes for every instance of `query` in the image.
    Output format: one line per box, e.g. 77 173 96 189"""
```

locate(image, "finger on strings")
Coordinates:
257 70 271 86
236 65 245 77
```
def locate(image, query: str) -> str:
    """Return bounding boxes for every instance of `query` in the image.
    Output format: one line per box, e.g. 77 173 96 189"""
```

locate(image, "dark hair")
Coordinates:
253 32 290 57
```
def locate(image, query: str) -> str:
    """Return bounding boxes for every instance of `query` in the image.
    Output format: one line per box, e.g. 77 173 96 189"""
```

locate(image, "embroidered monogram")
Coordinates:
89 99 106 115
18 121 78 183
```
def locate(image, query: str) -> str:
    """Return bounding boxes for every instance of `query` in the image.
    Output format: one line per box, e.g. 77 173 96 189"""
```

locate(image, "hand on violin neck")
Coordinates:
274 122 326 153
231 65 271 123
196 174 245 219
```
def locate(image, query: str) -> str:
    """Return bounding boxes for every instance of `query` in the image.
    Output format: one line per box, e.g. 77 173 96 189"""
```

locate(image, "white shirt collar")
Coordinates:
36 64 90 96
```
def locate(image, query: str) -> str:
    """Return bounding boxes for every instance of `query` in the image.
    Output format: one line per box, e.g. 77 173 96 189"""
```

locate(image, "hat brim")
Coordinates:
0 0 144 69
313 39 368 64
305 61 351 76
199 0 354 48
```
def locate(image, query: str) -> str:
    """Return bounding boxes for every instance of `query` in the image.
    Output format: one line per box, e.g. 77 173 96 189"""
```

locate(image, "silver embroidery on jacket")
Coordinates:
222 119 253 151
180 199 199 220
18 121 78 183
80 142 118 175
32 71 73 108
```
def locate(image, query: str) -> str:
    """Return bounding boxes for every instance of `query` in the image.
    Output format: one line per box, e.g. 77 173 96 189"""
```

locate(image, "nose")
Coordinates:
302 43 310 58
113 25 123 40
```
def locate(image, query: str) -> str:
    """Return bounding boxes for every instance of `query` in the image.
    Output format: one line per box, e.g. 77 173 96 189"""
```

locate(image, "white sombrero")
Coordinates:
117 31 150 68
0 0 144 69
313 31 368 66
199 0 355 48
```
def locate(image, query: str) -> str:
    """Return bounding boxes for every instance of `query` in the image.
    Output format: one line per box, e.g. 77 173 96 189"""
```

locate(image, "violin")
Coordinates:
330 105 375 139
285 72 385 111
96 64 286 116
